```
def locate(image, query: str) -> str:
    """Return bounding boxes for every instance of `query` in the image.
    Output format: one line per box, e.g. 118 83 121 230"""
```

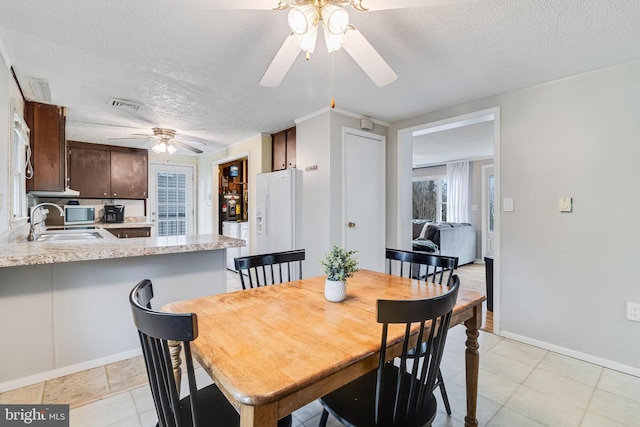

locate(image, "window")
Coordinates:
10 110 31 222
156 172 188 236
412 176 447 222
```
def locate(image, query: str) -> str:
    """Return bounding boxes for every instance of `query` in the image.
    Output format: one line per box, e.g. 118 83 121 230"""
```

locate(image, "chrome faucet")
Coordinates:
27 203 64 241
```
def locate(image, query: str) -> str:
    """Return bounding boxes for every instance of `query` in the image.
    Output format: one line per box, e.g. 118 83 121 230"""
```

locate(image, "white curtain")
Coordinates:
446 161 470 223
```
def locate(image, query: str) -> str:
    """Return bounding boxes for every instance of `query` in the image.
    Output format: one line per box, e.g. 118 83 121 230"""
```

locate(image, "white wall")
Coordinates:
389 60 640 374
296 112 330 277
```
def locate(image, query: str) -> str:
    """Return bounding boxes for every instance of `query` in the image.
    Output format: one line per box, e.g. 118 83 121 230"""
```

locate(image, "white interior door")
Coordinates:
343 128 385 272
482 165 495 258
149 163 195 237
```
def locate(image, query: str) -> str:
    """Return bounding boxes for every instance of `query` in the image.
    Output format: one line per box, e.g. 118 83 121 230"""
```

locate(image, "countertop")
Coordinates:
0 233 245 268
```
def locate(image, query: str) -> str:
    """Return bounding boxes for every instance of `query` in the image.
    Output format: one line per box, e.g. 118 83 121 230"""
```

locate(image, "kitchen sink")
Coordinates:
33 232 104 241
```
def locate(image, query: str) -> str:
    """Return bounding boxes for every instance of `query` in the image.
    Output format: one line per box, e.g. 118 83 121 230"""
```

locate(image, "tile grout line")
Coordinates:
486 344 549 426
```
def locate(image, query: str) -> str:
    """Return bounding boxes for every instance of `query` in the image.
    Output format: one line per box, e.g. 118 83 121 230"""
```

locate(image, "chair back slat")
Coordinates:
374 276 460 426
386 248 458 285
234 249 305 289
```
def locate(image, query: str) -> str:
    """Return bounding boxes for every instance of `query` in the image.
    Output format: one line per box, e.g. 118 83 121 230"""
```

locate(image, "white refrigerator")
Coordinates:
255 169 301 254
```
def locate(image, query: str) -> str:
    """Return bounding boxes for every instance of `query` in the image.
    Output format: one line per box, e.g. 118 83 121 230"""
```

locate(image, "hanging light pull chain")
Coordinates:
330 51 336 108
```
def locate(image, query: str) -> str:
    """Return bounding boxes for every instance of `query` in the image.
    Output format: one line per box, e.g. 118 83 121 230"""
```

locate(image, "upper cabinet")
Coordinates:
24 102 66 192
110 150 148 199
68 141 148 199
67 143 111 198
272 127 296 171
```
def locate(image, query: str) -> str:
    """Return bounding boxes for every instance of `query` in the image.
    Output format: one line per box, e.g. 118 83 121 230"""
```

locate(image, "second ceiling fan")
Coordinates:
212 0 472 87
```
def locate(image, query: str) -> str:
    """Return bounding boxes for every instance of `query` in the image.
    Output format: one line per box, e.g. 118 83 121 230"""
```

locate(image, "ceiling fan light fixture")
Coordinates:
322 4 349 35
167 143 177 154
295 23 318 54
323 27 346 52
152 140 168 153
288 5 317 35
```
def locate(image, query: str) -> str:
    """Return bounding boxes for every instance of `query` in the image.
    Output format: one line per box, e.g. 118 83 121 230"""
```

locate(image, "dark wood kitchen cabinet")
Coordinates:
272 127 296 171
25 102 66 192
107 227 151 238
67 143 111 198
68 141 148 199
110 151 148 199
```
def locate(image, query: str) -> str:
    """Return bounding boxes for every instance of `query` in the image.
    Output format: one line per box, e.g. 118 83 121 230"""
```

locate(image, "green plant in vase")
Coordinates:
320 245 359 302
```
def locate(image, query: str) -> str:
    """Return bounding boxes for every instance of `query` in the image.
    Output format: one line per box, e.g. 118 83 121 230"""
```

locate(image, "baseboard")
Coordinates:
500 331 640 378
0 348 142 393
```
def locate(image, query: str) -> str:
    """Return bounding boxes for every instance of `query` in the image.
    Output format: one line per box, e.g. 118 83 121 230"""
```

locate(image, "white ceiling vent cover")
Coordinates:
108 97 141 112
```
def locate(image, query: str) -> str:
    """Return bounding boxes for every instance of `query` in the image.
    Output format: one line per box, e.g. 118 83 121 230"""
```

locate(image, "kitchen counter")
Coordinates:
0 233 244 268
0 232 245 391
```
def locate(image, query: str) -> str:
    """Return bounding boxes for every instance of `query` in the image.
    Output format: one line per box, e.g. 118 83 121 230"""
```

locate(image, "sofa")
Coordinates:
412 220 476 266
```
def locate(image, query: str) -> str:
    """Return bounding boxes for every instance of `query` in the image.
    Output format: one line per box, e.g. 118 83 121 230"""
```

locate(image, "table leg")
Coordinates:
240 402 278 427
168 340 182 393
464 305 482 427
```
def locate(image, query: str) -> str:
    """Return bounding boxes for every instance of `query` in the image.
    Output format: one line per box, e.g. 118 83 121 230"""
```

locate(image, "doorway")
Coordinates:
397 107 501 333
148 163 195 237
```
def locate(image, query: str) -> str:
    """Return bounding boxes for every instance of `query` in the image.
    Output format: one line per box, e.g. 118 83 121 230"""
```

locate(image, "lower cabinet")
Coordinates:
107 227 151 238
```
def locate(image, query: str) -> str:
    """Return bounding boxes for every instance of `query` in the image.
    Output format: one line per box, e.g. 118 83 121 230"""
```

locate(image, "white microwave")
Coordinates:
64 205 95 225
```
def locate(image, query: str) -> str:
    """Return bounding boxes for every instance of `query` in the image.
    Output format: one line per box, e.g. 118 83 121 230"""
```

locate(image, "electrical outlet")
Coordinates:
627 302 640 322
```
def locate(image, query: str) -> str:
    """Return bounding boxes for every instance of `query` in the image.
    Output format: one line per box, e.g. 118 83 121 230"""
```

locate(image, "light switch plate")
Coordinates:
503 197 514 212
559 196 572 212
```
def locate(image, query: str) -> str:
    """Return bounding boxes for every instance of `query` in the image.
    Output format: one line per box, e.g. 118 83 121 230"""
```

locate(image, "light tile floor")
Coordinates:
2 269 639 426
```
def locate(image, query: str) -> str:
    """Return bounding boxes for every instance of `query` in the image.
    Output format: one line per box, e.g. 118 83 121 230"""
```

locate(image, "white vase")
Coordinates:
324 279 346 302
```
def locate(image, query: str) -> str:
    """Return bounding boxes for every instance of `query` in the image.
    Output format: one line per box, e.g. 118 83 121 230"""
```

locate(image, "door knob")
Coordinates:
348 222 356 228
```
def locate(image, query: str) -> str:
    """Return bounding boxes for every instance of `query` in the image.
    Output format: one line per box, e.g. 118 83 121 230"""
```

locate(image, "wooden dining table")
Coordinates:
163 269 485 427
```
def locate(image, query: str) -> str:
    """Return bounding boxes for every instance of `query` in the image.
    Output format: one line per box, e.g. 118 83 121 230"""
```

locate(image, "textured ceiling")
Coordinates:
413 121 494 167
1 0 639 156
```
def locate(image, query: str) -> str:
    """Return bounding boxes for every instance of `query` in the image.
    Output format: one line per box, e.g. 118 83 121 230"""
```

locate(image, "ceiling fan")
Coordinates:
211 0 473 87
110 127 205 154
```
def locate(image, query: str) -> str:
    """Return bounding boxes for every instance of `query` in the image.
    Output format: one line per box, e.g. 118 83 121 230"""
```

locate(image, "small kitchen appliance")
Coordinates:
64 205 95 225
104 205 125 223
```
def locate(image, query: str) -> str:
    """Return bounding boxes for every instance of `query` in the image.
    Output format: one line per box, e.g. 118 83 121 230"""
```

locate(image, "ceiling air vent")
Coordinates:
108 97 142 112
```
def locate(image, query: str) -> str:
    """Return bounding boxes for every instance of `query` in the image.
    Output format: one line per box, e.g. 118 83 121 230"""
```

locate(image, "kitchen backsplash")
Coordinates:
29 198 147 225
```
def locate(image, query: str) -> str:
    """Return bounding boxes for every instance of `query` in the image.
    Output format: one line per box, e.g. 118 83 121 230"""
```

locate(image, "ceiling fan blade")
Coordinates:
354 0 476 11
259 34 301 87
209 1 282 10
107 133 154 140
172 139 204 154
342 28 398 87
174 134 209 146
70 121 147 130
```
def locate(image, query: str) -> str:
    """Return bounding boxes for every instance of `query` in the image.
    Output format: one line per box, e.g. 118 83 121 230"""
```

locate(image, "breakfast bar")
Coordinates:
0 233 244 391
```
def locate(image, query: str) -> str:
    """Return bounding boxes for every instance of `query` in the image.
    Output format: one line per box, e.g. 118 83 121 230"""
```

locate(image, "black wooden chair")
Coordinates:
318 275 460 427
234 249 305 289
129 279 292 427
385 248 458 415
386 248 458 284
